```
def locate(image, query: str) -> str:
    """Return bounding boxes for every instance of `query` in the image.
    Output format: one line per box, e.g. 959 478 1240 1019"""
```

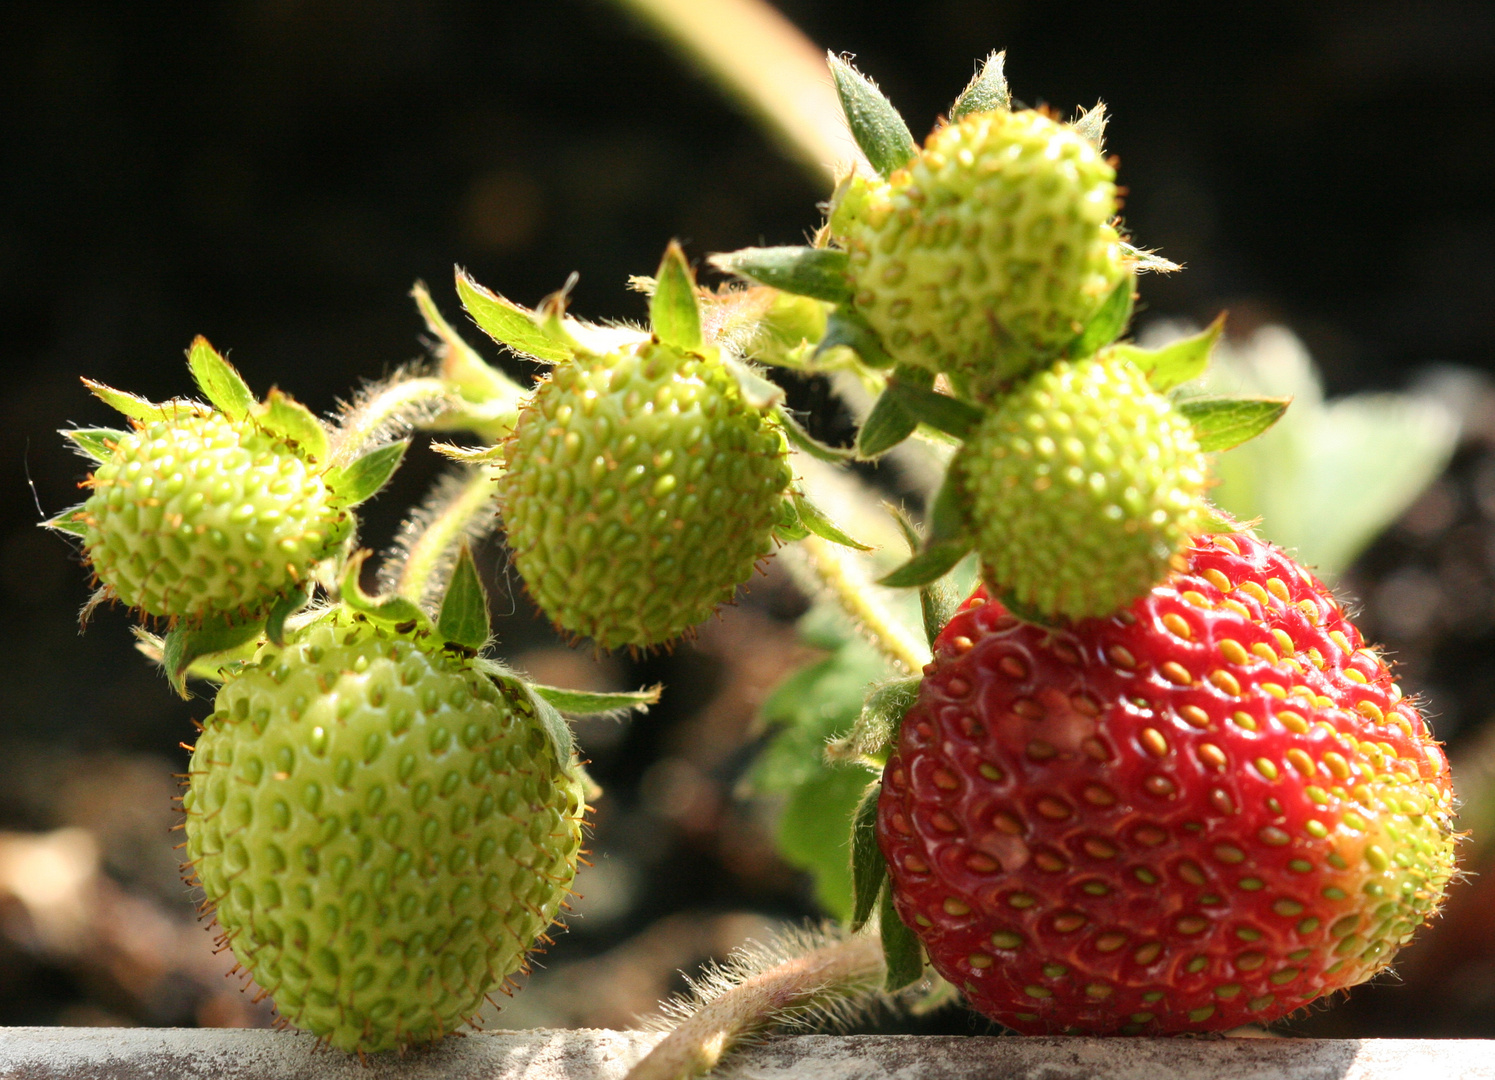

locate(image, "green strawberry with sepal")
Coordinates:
47 338 405 631
181 546 656 1053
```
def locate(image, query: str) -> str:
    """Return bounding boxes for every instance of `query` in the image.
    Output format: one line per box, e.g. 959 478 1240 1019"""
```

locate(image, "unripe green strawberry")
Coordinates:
878 532 1456 1034
832 109 1126 394
956 354 1207 619
183 610 585 1053
71 405 351 622
499 337 792 650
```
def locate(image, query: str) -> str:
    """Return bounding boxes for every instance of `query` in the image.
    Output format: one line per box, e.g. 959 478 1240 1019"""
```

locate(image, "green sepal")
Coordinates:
265 585 310 647
774 406 855 463
725 357 785 411
515 681 577 766
255 388 329 463
950 50 1010 120
412 281 524 407
818 305 894 369
884 379 984 441
650 240 703 352
830 675 921 764
772 496 811 543
1121 242 1181 275
709 246 853 305
878 477 971 588
827 53 917 179
61 427 127 463
856 366 931 459
993 585 1063 630
163 613 265 699
528 683 662 718
881 884 924 991
454 268 571 364
792 491 874 551
1178 396 1292 452
325 440 409 507
132 625 259 685
889 504 962 645
1066 274 1135 359
187 335 254 422
339 550 431 631
436 544 491 651
849 780 885 932
1115 314 1224 393
81 378 162 423
431 441 506 465
1074 101 1108 153
42 508 90 537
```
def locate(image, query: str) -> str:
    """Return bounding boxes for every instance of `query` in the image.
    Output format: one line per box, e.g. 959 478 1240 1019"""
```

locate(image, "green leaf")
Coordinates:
325 440 409 507
857 389 918 458
187 335 254 421
877 476 972 588
889 505 962 645
517 681 577 767
884 379 984 441
827 53 917 179
41 508 89 537
61 427 127 463
650 240 703 351
1074 100 1108 153
1114 313 1224 393
81 378 162 422
454 268 572 363
849 781 885 932
1066 274 1135 359
772 496 810 543
950 50 1010 120
724 357 784 411
818 305 893 369
1179 396 1292 452
774 406 854 463
776 764 869 921
339 551 430 630
435 545 491 651
529 683 661 717
881 885 923 991
265 585 309 647
792 491 873 551
256 388 329 463
163 614 265 699
709 246 853 305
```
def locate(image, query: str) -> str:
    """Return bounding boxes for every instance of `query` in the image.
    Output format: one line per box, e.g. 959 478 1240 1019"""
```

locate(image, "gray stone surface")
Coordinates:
0 1028 1489 1080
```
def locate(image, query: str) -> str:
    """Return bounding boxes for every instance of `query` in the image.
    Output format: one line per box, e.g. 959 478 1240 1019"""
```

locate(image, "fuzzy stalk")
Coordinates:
385 468 502 611
625 931 884 1080
787 535 928 674
328 376 454 468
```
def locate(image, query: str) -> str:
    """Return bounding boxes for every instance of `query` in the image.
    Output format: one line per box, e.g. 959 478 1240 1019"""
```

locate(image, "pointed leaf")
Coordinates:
919 569 962 647
650 241 703 351
518 682 576 764
325 440 409 507
818 305 893 369
133 625 259 685
256 388 329 462
792 491 873 551
950 50 1010 120
1067 274 1135 358
1115 314 1225 393
850 781 885 932
62 427 127 463
163 614 265 698
454 268 571 363
772 497 810 542
828 53 917 179
725 357 784 411
265 585 309 647
42 508 90 537
1179 396 1292 452
881 884 923 991
436 545 491 651
187 335 254 421
878 540 970 588
709 246 853 305
775 406 854 463
884 379 984 441
340 551 430 630
857 390 917 458
529 683 662 717
81 378 162 422
1074 100 1109 153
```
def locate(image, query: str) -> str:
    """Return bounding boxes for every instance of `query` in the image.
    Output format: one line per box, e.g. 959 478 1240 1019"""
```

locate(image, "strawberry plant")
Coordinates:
40 21 1461 1077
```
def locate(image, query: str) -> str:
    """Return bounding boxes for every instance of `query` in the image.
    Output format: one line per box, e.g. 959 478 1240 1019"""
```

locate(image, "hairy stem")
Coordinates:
328 376 453 468
789 535 928 675
626 932 884 1080
388 468 501 609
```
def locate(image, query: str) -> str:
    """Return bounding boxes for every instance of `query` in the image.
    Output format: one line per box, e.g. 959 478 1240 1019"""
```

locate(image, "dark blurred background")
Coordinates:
2 0 1494 1039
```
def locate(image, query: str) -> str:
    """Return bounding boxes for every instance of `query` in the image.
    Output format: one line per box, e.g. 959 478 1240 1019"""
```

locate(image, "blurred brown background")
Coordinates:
1 0 1494 1038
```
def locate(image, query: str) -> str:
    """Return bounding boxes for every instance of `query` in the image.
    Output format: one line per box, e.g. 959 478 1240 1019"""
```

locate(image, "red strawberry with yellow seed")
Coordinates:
877 531 1456 1034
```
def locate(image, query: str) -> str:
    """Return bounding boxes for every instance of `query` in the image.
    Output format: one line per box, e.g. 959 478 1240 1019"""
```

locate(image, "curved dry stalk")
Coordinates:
626 929 884 1080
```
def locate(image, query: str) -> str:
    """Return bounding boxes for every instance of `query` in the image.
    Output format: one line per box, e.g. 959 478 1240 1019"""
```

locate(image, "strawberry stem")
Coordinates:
789 534 928 674
382 468 502 612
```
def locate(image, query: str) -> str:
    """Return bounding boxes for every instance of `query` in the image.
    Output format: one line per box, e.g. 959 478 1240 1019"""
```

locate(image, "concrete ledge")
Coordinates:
0 1028 1491 1080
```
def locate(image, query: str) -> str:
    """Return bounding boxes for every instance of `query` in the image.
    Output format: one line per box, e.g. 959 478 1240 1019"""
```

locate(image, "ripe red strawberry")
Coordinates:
877 531 1455 1034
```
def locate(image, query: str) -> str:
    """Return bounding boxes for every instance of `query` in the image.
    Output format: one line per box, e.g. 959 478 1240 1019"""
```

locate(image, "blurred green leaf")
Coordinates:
710 246 852 305
827 53 916 179
950 51 1009 120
